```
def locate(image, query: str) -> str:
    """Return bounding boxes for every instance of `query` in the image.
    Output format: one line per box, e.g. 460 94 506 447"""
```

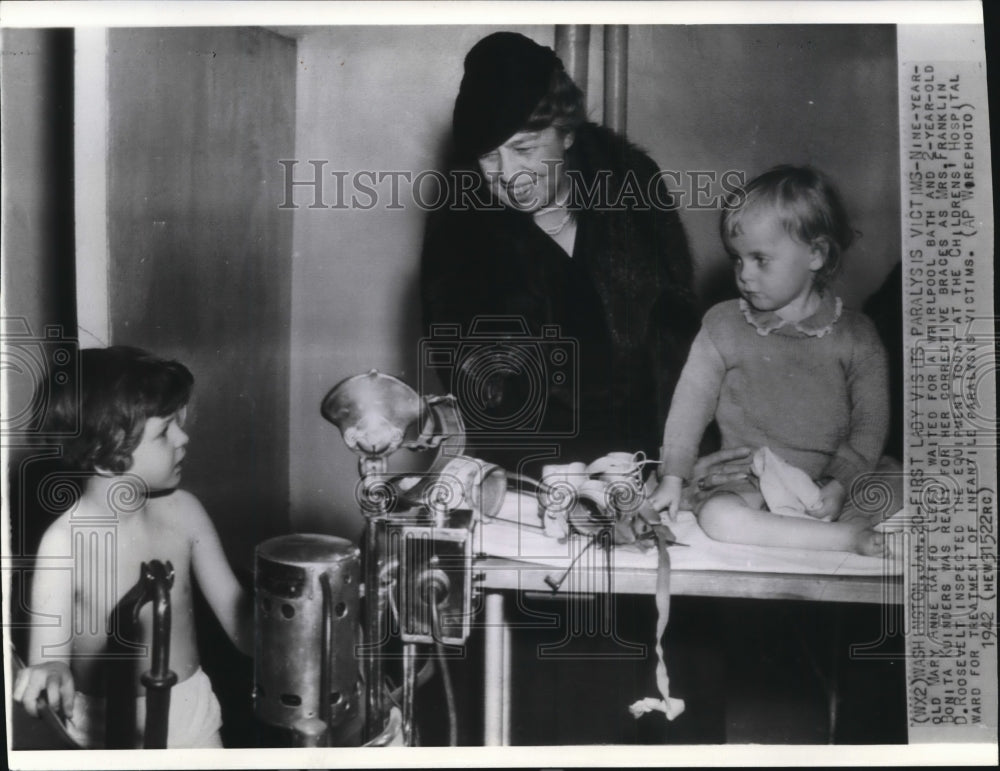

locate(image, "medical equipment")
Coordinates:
254 534 361 746
253 369 675 746
321 370 489 746
251 370 486 746
12 560 179 750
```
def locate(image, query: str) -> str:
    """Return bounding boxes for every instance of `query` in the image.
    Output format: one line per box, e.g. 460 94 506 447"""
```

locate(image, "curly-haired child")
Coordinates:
13 346 252 747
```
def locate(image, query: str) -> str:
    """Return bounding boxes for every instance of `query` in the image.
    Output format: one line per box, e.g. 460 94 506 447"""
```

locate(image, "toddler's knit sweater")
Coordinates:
661 294 889 492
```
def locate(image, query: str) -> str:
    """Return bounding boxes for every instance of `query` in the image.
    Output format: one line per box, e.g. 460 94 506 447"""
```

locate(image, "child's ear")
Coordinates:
93 466 116 478
563 131 575 151
809 238 829 271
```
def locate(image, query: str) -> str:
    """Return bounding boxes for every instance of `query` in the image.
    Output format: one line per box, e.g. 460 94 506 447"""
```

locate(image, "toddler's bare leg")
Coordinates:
697 493 885 555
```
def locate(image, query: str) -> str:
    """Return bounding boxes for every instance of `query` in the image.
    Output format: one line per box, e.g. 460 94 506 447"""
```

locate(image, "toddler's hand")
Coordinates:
13 661 75 719
649 475 684 522
807 478 846 521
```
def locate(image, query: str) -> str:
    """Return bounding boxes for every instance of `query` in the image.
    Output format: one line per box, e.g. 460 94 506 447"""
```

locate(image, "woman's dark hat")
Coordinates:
452 32 559 159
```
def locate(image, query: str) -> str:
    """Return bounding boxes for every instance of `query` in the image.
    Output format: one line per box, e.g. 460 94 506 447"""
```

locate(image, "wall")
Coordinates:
288 25 554 539
1 28 76 400
106 28 296 571
628 25 900 306
1 29 78 657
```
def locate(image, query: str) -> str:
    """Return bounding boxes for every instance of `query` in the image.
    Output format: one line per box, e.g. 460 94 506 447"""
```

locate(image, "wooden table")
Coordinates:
476 555 903 745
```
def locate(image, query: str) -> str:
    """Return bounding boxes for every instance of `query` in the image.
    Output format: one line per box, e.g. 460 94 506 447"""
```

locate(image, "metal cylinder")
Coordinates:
555 25 590 96
603 25 629 134
254 534 361 741
292 717 330 747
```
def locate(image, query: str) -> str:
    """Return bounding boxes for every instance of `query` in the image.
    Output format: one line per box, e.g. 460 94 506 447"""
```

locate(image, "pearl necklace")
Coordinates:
533 191 574 235
535 207 574 235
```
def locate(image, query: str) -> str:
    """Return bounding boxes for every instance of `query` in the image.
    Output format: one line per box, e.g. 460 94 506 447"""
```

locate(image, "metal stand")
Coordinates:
321 370 477 747
106 560 177 749
483 592 512 746
360 459 389 744
402 643 418 744
137 561 178 749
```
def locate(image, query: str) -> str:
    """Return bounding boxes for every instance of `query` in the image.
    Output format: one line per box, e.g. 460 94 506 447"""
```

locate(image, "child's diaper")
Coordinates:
751 447 825 519
65 666 223 749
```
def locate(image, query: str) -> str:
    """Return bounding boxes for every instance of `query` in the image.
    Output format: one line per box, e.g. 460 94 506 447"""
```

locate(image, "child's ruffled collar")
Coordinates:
739 293 843 338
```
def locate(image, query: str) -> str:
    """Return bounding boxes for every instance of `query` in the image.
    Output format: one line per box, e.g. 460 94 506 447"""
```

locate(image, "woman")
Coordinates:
420 33 750 744
421 32 701 472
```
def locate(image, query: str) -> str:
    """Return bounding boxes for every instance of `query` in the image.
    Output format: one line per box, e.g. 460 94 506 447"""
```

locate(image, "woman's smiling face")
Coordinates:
478 127 572 212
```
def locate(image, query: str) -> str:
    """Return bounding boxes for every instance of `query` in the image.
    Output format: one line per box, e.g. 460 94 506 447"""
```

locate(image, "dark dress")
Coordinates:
421 122 700 473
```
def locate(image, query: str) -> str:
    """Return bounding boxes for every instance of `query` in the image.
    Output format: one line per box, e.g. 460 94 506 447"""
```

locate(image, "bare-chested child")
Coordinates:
13 346 252 748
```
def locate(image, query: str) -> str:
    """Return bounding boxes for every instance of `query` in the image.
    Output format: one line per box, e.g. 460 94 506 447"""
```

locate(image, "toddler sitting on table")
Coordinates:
13 346 253 748
650 166 890 556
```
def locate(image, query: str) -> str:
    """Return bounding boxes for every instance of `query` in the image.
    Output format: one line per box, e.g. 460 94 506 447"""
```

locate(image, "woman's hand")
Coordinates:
649 475 684 521
13 661 75 719
807 478 846 521
653 447 754 514
687 446 754 491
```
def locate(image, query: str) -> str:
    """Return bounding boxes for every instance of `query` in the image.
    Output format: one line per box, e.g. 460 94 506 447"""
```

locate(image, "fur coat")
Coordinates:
421 122 700 467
